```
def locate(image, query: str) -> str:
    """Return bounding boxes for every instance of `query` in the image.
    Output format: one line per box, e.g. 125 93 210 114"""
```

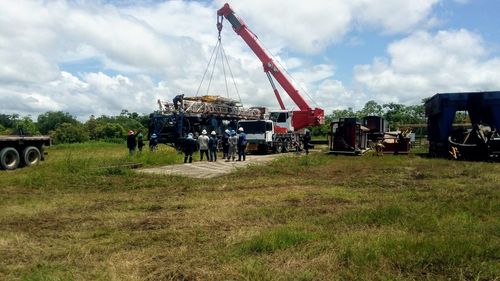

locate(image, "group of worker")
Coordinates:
182 127 247 163
127 130 158 156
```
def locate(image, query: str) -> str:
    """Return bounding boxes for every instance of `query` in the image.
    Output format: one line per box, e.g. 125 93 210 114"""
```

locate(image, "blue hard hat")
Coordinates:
151 133 157 138
230 130 236 135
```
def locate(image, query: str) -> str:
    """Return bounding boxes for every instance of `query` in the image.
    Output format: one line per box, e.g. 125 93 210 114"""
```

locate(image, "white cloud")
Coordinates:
215 0 440 53
0 0 494 121
354 29 500 105
353 0 440 34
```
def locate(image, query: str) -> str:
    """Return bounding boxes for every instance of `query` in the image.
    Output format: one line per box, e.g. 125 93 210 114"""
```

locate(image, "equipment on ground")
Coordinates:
425 91 500 160
328 116 411 155
0 135 51 170
218 3 324 153
329 118 369 155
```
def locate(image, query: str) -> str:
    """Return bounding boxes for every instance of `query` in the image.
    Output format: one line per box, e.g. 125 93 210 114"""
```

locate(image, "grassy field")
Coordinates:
0 142 498 281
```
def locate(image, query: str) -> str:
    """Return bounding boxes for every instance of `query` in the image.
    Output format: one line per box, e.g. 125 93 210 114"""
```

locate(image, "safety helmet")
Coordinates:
128 130 134 135
225 129 230 134
230 130 236 135
211 131 216 135
238 127 244 132
151 133 157 138
202 129 207 135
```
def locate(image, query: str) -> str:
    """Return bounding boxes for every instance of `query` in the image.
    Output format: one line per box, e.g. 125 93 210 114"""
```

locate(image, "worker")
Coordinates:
137 130 144 153
149 133 158 152
395 132 406 155
227 129 238 162
303 130 311 155
198 129 210 161
237 127 247 161
173 94 184 111
209 131 218 162
127 130 136 156
183 133 196 163
222 129 230 159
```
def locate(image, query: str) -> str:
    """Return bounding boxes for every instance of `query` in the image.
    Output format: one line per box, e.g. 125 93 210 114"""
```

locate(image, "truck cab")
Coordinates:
237 120 274 153
269 110 293 133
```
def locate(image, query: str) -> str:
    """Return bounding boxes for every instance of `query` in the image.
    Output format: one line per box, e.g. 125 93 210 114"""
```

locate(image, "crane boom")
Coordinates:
217 3 324 130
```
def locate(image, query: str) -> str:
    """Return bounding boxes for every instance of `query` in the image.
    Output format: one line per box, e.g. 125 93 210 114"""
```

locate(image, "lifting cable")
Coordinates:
195 39 219 97
195 36 241 104
220 41 242 103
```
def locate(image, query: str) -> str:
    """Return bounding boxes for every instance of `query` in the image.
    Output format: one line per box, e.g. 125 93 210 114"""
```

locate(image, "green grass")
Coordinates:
0 142 499 280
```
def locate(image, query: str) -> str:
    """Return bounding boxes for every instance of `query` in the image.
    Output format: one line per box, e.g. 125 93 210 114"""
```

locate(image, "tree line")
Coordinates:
1 100 470 143
0 110 149 144
310 99 469 136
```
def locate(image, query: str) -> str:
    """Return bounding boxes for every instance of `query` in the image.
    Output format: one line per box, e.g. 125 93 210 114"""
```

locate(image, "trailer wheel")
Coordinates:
0 147 20 170
23 146 41 166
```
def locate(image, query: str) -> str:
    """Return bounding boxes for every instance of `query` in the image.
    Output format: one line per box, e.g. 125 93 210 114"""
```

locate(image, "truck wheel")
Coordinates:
0 147 20 170
297 142 304 151
23 146 41 166
283 142 290 153
274 144 283 154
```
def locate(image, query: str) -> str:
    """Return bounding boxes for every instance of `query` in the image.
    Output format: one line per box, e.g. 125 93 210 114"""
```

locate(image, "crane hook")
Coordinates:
217 15 224 40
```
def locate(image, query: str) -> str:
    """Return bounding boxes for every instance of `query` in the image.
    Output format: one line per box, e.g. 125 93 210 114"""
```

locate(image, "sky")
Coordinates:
1 0 500 120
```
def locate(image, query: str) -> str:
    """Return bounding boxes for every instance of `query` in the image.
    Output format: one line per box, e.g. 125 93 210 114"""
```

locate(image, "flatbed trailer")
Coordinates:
0 135 51 170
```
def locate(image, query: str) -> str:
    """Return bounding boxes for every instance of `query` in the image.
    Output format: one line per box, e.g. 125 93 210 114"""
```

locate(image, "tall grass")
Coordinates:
0 144 498 280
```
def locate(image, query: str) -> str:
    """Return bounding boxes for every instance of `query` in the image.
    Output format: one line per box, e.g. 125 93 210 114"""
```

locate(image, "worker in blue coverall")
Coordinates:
237 127 247 161
209 131 218 162
183 133 196 163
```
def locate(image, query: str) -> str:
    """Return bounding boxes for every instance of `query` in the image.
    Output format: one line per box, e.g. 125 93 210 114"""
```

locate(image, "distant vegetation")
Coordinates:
0 110 149 144
1 100 471 143
311 99 470 137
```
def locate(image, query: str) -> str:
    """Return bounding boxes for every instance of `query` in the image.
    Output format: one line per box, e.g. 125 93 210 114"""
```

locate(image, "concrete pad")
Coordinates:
137 153 285 178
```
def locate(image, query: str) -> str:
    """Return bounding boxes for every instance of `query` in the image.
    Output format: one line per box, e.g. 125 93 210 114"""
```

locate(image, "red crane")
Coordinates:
217 3 324 131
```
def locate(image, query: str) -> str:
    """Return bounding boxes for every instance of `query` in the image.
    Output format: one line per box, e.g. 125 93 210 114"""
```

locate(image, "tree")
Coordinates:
14 116 40 135
51 123 89 144
0 114 16 129
95 123 125 140
331 108 357 120
37 111 78 134
358 100 383 117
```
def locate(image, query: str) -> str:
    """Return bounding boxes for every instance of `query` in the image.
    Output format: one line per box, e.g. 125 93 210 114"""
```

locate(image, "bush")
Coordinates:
51 123 90 144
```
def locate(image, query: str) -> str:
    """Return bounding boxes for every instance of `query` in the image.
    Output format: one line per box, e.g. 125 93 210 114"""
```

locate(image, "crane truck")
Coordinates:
217 3 325 153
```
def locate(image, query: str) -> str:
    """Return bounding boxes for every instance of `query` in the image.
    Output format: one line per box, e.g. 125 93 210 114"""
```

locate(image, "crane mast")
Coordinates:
217 3 324 130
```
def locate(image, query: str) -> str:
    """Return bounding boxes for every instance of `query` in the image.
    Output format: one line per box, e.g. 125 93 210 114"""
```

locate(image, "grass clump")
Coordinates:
237 228 315 255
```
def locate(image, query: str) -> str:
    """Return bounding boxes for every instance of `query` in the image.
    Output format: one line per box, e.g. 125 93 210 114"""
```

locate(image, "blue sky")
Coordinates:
1 0 500 119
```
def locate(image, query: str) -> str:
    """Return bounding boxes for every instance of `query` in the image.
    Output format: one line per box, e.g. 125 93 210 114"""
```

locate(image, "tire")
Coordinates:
297 142 304 151
282 142 290 153
23 146 41 167
0 147 20 170
274 143 283 154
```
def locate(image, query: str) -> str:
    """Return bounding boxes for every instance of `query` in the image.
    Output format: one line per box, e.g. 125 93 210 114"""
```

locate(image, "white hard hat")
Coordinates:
211 131 216 135
202 129 207 135
238 127 244 131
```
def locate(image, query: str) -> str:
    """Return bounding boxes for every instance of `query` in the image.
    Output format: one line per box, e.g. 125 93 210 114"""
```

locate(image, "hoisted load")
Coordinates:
149 22 262 149
157 96 262 119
